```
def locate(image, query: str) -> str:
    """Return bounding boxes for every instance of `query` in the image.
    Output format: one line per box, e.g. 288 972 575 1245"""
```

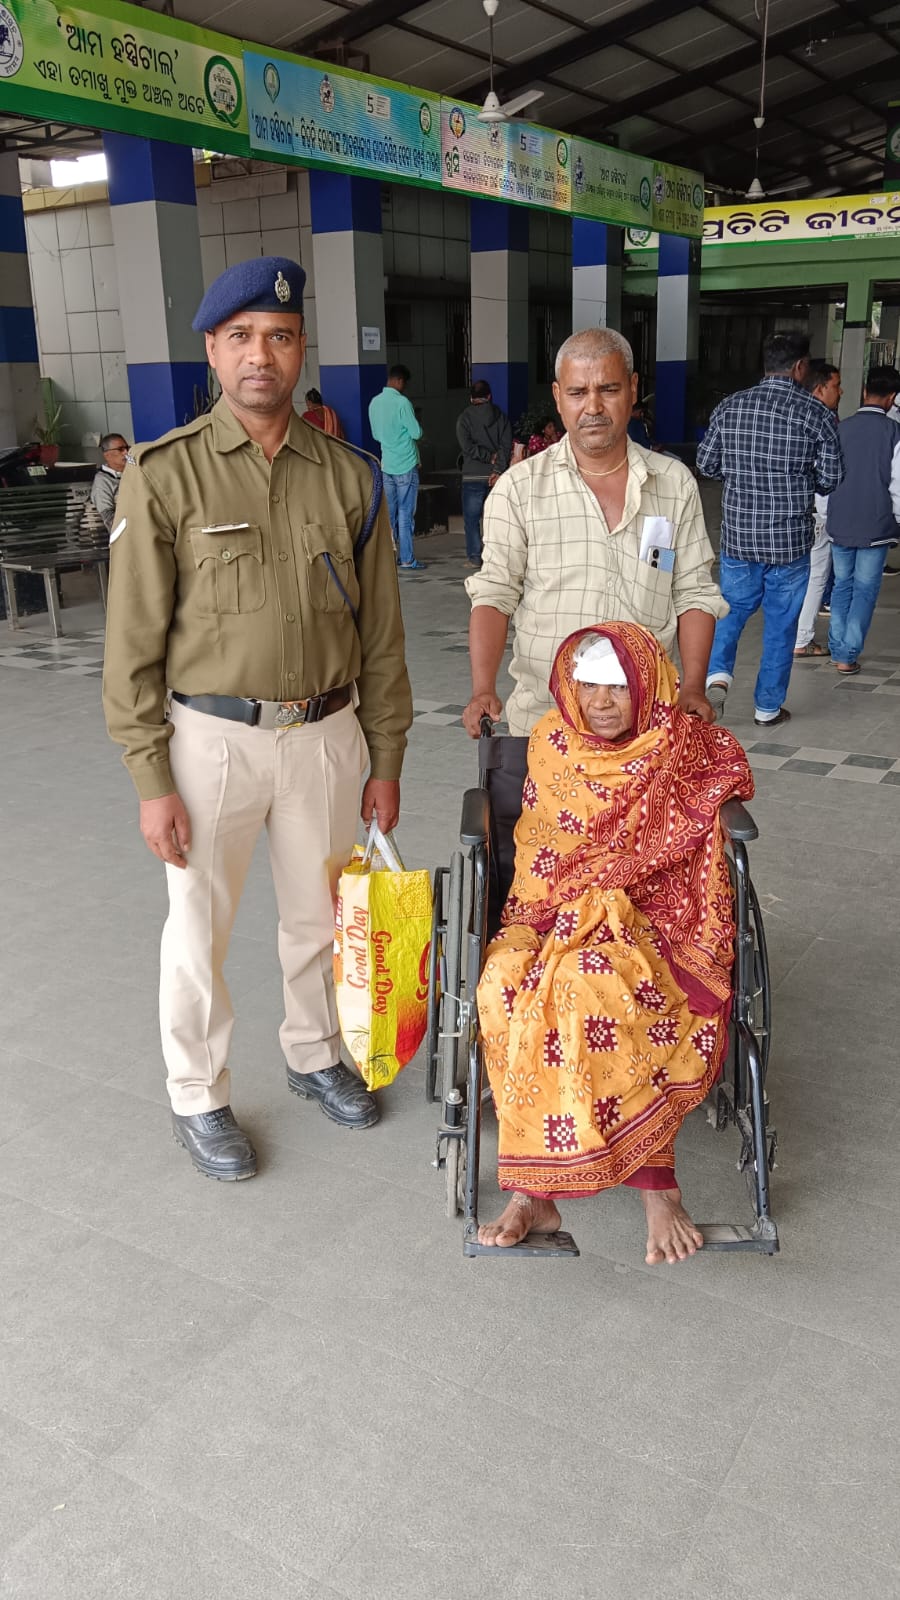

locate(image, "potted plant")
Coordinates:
34 378 63 467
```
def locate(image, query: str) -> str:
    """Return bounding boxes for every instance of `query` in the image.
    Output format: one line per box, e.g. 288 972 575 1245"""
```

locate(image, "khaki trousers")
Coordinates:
161 699 368 1114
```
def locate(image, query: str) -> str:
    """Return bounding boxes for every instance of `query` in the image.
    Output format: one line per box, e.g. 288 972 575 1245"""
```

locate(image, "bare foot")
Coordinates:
477 1192 562 1248
641 1187 704 1265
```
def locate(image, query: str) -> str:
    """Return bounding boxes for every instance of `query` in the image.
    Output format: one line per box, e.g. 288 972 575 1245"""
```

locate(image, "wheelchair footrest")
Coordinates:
698 1222 779 1254
463 1225 580 1258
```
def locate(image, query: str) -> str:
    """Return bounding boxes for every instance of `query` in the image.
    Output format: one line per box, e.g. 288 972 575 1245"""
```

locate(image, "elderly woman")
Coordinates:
477 622 753 1264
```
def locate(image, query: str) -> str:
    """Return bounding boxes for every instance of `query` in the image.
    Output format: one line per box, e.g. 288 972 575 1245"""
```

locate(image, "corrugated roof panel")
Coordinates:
564 49 674 95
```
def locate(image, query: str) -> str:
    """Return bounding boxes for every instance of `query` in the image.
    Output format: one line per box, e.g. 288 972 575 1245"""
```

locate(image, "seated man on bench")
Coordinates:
476 623 753 1264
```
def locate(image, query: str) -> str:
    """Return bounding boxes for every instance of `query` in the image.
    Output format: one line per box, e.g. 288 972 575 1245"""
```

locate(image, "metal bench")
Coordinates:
0 482 109 637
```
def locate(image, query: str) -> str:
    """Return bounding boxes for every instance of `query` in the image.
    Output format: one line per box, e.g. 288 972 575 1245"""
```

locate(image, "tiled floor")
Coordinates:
2 535 899 1600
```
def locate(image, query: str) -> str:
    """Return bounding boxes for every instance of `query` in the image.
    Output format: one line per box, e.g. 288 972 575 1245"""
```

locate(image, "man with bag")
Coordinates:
103 257 413 1181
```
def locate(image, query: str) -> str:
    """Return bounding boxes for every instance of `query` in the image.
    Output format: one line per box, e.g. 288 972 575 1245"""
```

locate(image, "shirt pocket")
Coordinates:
188 527 265 615
299 523 360 615
632 560 675 631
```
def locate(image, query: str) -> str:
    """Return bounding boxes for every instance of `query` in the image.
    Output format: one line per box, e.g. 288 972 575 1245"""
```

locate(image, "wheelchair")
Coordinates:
425 721 779 1258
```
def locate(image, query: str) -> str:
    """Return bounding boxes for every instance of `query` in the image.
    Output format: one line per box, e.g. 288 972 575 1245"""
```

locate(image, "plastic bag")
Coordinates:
334 821 433 1089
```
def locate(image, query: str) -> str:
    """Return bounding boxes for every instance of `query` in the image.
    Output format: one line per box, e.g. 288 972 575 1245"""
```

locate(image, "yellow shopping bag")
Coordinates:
334 822 433 1089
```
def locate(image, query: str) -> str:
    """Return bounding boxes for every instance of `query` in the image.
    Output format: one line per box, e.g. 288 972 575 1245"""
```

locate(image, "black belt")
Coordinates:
171 686 352 731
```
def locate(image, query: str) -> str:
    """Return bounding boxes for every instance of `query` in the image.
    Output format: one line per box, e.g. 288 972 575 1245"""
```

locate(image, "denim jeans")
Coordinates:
828 544 889 664
461 478 491 562
708 552 811 717
384 469 419 566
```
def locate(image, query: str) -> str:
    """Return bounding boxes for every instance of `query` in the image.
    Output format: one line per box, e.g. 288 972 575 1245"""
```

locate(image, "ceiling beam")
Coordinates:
570 0 888 139
457 0 689 102
292 0 441 52
637 51 900 172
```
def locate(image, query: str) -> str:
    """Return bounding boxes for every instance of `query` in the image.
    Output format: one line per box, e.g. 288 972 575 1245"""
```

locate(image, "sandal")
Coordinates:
793 642 826 657
834 661 861 675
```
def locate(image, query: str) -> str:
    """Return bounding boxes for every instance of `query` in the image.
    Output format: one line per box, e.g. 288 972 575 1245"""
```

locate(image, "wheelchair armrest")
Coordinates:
460 787 490 848
720 798 759 843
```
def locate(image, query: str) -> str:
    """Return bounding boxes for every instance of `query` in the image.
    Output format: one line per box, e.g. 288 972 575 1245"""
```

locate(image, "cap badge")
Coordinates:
274 270 291 304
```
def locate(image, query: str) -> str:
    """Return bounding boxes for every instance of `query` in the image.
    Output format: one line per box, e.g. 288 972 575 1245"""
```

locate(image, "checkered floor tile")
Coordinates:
742 739 900 784
0 629 105 676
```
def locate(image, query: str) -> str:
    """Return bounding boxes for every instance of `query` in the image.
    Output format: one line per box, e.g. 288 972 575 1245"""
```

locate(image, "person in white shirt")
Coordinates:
793 361 842 657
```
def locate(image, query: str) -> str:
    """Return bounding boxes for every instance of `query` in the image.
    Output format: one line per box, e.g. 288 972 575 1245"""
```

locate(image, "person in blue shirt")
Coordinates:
698 331 843 728
368 365 424 570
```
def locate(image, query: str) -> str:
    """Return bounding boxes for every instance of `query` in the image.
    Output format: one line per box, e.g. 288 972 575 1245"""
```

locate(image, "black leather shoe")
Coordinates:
754 707 791 728
172 1106 257 1180
286 1063 379 1129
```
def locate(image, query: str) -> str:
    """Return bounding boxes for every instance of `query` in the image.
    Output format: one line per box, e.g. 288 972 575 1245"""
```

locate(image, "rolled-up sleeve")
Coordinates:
465 471 527 615
696 412 723 479
814 411 843 495
672 475 729 620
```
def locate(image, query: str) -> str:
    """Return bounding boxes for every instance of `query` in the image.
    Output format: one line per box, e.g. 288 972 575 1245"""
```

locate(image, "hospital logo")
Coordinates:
0 4 24 78
204 57 242 126
320 74 335 112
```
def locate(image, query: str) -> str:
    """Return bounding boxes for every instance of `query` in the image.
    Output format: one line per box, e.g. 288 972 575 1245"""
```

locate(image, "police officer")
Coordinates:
103 257 413 1181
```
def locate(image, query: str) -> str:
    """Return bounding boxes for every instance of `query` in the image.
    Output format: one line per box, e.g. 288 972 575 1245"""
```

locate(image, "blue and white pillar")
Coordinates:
103 134 207 444
309 172 385 451
655 234 701 446
0 153 41 447
572 220 623 332
470 199 529 424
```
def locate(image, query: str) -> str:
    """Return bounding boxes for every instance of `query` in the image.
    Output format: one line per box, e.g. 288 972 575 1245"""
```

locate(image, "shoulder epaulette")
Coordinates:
131 411 214 466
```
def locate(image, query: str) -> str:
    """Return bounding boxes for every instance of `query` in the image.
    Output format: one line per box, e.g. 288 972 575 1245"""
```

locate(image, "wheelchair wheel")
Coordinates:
748 875 771 1082
726 853 771 1106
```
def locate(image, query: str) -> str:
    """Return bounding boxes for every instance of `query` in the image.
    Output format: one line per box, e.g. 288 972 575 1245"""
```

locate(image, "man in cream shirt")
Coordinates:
463 328 727 739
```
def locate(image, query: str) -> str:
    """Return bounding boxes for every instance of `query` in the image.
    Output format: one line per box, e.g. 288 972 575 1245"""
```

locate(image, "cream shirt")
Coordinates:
466 435 727 735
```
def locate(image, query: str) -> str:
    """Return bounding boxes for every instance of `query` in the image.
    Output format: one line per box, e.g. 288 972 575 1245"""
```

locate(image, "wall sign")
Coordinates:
440 101 571 213
245 47 441 189
625 193 900 252
0 0 247 152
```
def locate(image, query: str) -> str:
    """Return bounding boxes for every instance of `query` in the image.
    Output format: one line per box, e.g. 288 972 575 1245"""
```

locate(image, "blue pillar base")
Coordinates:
471 362 529 428
654 359 693 446
127 361 210 444
320 363 386 452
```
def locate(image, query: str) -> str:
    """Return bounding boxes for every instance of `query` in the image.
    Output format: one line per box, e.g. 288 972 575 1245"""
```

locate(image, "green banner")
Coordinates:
245 46 441 188
0 0 702 231
570 139 703 237
0 0 247 154
652 161 705 237
440 99 571 213
571 141 653 228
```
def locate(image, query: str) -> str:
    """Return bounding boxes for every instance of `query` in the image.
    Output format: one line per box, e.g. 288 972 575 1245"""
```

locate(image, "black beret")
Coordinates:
192 256 306 332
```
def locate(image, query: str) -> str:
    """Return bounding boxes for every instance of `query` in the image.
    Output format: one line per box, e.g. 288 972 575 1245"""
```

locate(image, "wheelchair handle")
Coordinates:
479 714 495 739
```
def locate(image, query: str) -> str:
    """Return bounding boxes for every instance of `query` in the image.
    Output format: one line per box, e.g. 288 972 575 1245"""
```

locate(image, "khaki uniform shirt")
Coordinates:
465 434 728 735
103 398 412 800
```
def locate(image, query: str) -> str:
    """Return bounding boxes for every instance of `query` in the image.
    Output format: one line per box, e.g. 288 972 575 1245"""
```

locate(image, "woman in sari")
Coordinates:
477 622 753 1264
301 387 345 439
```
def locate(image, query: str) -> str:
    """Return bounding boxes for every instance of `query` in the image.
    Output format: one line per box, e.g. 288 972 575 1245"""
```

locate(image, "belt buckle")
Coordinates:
275 700 309 728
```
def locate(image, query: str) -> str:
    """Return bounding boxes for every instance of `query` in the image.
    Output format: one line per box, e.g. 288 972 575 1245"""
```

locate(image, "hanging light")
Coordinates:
746 0 769 200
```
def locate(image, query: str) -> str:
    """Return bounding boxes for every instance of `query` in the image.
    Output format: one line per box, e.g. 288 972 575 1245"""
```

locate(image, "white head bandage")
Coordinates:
572 635 628 687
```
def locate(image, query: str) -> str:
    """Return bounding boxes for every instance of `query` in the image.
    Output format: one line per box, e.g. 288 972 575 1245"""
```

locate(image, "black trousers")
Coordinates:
483 735 530 939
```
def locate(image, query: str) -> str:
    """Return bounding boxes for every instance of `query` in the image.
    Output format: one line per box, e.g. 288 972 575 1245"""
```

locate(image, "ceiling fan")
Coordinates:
477 0 544 124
